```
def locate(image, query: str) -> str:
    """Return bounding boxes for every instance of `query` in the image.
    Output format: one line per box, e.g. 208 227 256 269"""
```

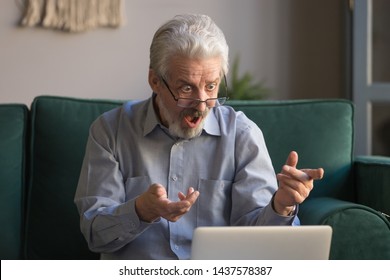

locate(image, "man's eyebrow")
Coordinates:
175 77 220 86
176 79 192 85
206 78 220 83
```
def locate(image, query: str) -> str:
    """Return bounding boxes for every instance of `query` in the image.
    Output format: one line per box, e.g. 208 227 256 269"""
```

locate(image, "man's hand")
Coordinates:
135 184 199 223
275 151 324 216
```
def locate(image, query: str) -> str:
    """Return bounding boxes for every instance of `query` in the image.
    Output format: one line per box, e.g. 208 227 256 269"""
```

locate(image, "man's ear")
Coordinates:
148 69 161 93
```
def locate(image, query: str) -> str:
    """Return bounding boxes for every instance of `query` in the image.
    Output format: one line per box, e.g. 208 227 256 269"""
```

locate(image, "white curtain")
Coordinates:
20 0 125 32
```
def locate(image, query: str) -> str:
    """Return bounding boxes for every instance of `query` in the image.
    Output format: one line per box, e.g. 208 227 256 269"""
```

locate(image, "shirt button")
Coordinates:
171 175 177 181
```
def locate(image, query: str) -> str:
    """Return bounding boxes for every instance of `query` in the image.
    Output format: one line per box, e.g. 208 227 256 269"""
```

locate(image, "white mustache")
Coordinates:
182 108 208 119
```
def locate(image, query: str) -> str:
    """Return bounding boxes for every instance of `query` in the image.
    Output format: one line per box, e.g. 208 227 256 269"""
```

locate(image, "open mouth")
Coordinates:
184 115 202 128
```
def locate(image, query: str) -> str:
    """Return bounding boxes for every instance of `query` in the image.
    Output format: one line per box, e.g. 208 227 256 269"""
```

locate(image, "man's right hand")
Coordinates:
135 184 199 222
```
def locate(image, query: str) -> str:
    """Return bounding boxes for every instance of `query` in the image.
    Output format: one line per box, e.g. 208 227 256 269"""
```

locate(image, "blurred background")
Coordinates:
0 0 389 156
0 0 348 104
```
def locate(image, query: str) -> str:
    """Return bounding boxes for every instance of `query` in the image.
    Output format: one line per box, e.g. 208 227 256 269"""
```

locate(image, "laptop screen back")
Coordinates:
191 225 332 260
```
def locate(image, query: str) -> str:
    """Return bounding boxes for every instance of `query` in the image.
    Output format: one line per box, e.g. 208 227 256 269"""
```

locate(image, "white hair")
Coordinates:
149 14 229 79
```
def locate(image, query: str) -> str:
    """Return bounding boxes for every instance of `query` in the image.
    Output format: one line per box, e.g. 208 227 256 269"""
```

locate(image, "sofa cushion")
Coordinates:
228 99 355 201
25 96 123 259
0 104 28 259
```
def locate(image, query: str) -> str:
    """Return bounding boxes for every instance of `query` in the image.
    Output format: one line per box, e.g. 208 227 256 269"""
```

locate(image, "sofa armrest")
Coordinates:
299 197 390 259
0 104 28 259
354 155 390 218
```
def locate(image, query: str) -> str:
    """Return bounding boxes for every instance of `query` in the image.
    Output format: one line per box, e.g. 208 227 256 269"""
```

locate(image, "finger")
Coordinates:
149 183 167 198
187 187 195 195
276 174 312 201
178 192 186 201
185 189 200 204
164 188 200 222
169 190 199 210
178 187 197 201
301 168 324 180
172 190 199 211
277 172 309 191
281 165 310 181
164 200 193 221
168 200 191 211
285 151 298 168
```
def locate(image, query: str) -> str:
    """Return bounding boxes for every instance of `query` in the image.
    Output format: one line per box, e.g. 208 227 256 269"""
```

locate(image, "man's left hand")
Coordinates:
274 151 324 216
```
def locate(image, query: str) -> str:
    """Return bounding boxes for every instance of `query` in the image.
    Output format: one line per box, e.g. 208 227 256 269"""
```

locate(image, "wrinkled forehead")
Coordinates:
166 55 223 80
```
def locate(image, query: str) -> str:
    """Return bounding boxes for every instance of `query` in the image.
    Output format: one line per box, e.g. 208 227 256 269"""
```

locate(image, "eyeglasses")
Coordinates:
161 75 229 108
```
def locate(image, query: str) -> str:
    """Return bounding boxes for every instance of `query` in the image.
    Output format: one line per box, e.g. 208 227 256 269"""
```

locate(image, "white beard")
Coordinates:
155 96 209 139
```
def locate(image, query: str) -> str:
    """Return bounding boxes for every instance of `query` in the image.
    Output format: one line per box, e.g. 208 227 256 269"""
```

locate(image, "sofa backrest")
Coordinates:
25 96 123 259
228 99 355 200
24 96 354 259
0 104 28 259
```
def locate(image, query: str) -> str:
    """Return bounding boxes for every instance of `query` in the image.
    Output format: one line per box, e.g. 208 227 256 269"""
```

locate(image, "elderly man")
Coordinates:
74 14 324 260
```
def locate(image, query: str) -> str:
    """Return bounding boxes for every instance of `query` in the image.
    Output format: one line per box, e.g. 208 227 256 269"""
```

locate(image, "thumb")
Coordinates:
149 183 167 198
285 151 298 168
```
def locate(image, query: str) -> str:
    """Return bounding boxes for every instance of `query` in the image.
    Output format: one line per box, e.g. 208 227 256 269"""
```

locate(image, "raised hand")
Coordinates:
274 151 324 216
135 184 199 222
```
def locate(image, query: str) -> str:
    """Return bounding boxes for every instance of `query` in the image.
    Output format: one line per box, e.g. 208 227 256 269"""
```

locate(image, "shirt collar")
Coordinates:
202 108 221 136
143 94 221 137
143 95 160 136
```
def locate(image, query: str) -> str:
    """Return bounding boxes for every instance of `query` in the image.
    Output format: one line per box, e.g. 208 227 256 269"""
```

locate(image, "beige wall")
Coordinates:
0 0 346 106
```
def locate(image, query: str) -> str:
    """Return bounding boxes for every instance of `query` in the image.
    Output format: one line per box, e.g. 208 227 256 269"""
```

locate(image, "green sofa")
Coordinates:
1 95 389 260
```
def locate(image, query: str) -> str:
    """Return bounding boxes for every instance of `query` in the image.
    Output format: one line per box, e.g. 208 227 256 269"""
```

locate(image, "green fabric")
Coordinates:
19 96 389 260
0 104 28 259
300 197 390 259
25 96 123 259
354 156 390 218
228 99 355 200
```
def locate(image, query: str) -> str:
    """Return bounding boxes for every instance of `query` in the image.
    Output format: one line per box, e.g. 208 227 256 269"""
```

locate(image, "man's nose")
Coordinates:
195 89 209 111
194 100 207 111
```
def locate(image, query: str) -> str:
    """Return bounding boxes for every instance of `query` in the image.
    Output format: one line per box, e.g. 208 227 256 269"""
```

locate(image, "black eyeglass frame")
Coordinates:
161 75 229 108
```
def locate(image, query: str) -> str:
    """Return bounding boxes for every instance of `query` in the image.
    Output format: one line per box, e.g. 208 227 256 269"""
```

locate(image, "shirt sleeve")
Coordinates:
74 113 153 253
230 112 300 226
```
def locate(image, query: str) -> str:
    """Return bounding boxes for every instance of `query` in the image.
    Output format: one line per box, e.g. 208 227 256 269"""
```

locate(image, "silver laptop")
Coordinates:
191 225 332 260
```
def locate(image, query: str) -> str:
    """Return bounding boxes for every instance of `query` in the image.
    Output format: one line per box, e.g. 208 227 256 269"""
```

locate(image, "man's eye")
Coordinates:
206 83 217 91
180 85 192 93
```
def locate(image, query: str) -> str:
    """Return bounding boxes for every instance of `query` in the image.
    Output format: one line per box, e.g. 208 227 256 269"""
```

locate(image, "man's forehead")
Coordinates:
168 56 222 80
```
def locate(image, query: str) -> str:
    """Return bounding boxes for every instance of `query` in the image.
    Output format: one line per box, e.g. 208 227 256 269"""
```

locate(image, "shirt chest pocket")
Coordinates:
196 179 233 227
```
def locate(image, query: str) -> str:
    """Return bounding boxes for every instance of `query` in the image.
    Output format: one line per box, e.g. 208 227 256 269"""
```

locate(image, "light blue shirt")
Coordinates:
74 95 299 260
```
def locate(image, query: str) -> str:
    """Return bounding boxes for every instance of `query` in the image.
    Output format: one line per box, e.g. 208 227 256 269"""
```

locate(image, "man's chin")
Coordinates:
170 123 204 140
